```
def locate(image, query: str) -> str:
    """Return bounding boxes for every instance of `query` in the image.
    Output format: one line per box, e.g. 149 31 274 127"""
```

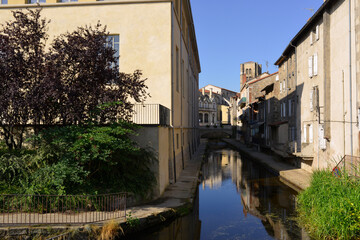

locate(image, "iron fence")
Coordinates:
0 193 126 226
333 155 360 177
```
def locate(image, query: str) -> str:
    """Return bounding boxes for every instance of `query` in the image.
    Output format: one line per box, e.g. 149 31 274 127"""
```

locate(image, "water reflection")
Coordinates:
200 148 310 240
127 190 201 240
128 145 311 240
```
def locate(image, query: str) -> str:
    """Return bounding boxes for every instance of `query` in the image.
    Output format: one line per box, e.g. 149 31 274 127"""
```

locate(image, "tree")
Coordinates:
0 9 48 149
0 8 148 149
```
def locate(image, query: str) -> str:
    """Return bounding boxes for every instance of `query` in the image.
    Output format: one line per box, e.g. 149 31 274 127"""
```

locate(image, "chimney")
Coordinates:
202 88 205 95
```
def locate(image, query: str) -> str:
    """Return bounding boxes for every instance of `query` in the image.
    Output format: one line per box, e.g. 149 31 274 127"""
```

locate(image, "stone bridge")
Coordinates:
199 126 233 139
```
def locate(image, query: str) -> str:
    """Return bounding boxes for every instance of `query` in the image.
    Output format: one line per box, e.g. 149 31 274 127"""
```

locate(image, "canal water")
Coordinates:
131 142 311 240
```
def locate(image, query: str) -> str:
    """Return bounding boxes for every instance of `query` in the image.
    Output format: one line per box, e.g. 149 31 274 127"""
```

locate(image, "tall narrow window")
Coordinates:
308 55 313 78
181 60 184 97
176 134 179 149
106 35 120 68
204 113 209 123
313 53 318 76
176 47 179 92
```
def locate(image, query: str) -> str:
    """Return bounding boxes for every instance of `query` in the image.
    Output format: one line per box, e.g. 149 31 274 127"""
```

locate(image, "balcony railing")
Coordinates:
131 104 170 126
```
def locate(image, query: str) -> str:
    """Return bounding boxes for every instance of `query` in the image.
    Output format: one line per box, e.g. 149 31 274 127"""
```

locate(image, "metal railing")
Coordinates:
131 104 170 126
0 193 126 226
333 155 360 177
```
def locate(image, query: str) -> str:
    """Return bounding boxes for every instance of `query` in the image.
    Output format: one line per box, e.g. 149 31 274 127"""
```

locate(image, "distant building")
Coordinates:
240 61 262 90
238 72 279 146
199 85 237 126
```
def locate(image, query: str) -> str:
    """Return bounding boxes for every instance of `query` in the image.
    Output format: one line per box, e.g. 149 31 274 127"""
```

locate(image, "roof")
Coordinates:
274 0 333 65
202 84 238 94
247 71 279 85
198 89 220 96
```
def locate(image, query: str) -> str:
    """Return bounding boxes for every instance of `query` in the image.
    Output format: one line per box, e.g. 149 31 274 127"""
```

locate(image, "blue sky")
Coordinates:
190 0 324 92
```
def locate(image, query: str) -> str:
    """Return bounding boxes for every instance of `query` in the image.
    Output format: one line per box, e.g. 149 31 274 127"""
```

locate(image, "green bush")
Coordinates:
0 122 157 198
297 170 360 239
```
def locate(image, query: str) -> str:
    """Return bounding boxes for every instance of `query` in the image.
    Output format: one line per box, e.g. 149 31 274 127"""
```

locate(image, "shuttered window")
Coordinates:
313 53 318 76
308 56 313 77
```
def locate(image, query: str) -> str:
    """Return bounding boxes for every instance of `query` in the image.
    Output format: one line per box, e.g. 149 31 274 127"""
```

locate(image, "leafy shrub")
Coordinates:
0 122 157 198
297 170 360 239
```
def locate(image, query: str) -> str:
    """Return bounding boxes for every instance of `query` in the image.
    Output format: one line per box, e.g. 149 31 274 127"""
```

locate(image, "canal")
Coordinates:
131 141 311 240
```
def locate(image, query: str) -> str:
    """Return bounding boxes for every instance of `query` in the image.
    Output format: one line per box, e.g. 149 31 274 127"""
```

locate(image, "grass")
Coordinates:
297 170 360 239
98 220 124 240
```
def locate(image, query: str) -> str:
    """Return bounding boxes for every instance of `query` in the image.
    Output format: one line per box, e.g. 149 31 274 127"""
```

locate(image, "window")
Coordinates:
176 133 179 149
58 0 77 2
176 47 179 92
204 113 209 123
106 35 119 68
310 25 319 45
182 132 185 146
289 127 296 141
267 100 271 114
249 69 252 75
308 55 313 77
181 59 184 97
246 69 249 74
1 0 7 3
280 81 283 93
199 113 203 123
303 124 313 143
283 80 286 92
313 53 318 76
281 102 286 118
28 0 45 3
288 99 292 116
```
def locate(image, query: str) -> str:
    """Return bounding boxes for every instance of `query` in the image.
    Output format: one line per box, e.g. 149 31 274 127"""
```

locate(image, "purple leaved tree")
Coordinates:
0 8 148 149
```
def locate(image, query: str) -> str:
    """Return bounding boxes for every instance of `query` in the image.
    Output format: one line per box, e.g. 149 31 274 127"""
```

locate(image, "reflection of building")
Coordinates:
201 148 309 239
0 0 201 197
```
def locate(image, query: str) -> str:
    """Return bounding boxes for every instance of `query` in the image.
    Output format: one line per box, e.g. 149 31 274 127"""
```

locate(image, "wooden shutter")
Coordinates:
308 56 313 77
313 53 318 76
309 124 313 143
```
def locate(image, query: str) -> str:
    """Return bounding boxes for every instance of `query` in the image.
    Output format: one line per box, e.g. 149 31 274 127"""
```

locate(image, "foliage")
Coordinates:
126 212 140 228
0 121 157 197
0 9 48 149
0 8 148 149
297 170 360 240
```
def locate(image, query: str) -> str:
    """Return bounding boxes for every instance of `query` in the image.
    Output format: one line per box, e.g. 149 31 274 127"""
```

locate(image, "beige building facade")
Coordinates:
0 0 201 197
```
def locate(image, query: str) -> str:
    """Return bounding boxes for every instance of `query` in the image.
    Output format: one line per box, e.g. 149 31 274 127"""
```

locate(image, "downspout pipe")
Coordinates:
180 0 184 170
171 1 176 183
349 0 353 163
290 42 297 151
